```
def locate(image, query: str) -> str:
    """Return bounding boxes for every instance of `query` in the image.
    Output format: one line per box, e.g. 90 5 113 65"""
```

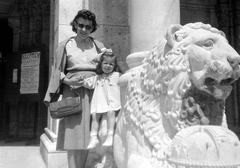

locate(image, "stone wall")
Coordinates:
89 0 130 72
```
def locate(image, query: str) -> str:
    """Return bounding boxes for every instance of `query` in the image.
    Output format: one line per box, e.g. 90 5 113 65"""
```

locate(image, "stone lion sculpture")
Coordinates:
113 22 240 168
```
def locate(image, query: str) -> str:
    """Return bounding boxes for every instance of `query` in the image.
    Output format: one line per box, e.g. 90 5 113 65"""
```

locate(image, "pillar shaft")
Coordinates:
129 0 180 52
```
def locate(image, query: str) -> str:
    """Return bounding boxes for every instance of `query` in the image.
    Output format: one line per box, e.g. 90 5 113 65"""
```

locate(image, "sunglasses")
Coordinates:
76 23 93 30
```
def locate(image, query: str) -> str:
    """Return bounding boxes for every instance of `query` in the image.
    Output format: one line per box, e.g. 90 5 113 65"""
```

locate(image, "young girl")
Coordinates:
78 49 122 149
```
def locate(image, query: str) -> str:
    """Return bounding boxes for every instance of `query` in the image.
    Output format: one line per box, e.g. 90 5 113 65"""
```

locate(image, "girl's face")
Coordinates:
75 17 93 39
101 56 115 74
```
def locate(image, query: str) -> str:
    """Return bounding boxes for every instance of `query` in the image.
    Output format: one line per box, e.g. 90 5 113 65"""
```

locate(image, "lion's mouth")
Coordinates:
204 77 235 86
202 77 234 99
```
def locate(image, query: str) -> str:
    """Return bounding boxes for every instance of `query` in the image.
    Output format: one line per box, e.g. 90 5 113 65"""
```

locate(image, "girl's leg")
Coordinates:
87 113 102 149
106 110 115 132
67 150 89 168
103 110 115 146
91 113 102 133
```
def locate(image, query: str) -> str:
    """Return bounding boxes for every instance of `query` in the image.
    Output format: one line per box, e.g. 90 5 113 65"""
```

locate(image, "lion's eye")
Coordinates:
203 40 214 49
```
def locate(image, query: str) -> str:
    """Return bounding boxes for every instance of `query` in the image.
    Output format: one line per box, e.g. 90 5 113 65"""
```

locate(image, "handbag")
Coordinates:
49 83 82 119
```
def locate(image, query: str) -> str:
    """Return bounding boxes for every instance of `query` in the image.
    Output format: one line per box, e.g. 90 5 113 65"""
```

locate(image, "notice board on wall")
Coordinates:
20 51 40 94
4 46 47 103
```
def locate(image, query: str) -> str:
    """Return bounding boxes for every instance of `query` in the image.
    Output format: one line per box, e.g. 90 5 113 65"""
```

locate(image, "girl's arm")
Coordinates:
62 74 84 87
82 76 97 89
70 75 97 89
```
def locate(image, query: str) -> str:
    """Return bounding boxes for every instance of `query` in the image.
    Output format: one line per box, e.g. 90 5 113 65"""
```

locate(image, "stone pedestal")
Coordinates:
40 128 67 168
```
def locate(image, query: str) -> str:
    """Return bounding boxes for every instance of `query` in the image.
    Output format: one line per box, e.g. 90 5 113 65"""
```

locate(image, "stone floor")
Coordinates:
0 140 46 168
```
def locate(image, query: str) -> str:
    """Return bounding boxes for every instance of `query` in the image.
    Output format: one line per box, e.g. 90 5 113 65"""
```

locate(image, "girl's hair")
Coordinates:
96 51 122 75
70 9 97 33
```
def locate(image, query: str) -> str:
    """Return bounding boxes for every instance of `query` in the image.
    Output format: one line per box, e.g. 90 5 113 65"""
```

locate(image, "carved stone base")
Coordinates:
39 127 113 168
40 128 67 168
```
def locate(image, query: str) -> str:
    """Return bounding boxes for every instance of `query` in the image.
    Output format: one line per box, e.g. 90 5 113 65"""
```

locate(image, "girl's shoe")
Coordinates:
102 135 113 146
87 136 99 149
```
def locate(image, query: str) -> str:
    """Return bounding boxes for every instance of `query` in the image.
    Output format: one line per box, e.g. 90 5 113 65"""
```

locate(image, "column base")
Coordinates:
40 128 67 168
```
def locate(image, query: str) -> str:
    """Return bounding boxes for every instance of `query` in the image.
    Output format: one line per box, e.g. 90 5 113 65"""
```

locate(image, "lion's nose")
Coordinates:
227 55 240 67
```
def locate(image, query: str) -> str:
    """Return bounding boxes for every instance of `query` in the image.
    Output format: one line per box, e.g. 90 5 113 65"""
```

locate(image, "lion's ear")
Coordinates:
219 30 226 39
165 24 183 47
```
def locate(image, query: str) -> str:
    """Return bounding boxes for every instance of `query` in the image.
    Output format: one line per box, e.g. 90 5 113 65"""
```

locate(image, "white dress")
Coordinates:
83 72 121 114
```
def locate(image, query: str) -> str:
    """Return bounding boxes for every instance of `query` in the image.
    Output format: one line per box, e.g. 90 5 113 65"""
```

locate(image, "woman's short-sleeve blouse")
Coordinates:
65 38 99 71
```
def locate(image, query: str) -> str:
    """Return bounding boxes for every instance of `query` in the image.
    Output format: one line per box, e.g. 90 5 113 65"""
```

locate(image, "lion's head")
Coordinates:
123 22 240 163
172 23 240 99
139 22 240 128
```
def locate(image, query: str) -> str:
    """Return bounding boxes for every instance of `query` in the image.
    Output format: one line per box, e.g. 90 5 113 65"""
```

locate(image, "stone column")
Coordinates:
129 0 180 53
40 1 85 168
232 1 240 128
120 0 180 108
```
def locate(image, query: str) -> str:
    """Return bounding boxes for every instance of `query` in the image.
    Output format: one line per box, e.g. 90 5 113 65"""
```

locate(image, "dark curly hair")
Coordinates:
96 51 122 75
70 9 97 33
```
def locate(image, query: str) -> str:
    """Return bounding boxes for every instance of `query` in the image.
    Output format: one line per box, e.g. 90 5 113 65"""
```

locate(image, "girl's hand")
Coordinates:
95 48 113 60
63 75 85 86
101 48 112 53
75 76 85 86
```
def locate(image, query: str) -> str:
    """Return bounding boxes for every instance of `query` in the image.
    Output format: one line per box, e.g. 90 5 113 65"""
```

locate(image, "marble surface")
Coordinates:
113 22 240 168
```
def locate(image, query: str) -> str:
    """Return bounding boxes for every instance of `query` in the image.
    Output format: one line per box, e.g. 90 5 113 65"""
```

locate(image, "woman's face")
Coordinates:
75 17 93 38
101 56 115 74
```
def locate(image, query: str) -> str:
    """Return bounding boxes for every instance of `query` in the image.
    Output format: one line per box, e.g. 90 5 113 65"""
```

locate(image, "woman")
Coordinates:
44 9 106 168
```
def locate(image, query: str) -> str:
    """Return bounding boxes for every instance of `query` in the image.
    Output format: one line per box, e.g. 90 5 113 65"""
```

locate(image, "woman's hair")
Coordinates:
70 9 97 33
96 51 122 75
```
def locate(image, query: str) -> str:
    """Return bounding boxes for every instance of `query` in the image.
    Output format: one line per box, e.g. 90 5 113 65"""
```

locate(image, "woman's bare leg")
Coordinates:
67 150 89 168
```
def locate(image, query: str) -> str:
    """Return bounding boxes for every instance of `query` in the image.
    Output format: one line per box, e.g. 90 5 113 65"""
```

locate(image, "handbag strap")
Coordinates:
50 83 80 103
91 37 106 53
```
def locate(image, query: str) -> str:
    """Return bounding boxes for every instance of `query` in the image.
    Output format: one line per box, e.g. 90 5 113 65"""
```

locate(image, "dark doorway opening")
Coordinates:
0 19 13 140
